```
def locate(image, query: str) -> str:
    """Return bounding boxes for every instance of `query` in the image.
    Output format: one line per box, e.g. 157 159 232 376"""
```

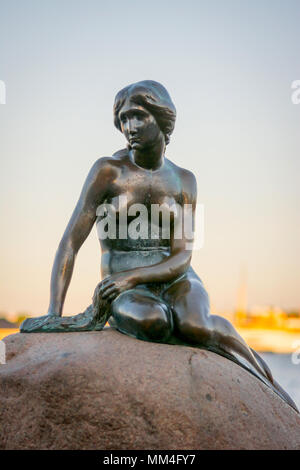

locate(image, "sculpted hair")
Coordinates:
113 80 176 145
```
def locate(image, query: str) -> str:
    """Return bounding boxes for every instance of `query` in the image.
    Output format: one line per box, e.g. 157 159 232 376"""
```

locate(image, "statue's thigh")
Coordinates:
110 288 173 342
162 278 211 336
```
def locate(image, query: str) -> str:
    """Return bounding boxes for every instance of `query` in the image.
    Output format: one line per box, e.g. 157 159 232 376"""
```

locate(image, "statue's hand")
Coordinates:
99 272 137 301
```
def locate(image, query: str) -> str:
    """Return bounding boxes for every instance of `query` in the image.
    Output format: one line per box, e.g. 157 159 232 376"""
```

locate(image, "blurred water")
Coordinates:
261 353 300 410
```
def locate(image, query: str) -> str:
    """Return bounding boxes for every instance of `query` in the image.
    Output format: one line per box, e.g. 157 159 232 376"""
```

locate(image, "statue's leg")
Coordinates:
162 275 273 383
109 287 173 343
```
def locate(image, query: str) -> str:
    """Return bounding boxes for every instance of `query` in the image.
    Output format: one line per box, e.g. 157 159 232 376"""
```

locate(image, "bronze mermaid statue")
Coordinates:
21 80 298 412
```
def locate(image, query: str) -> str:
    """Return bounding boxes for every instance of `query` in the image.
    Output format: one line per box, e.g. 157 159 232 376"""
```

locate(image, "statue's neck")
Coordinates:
130 136 165 171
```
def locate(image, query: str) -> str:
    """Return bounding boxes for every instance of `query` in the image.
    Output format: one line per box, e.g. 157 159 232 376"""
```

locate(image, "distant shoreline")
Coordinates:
237 327 300 353
0 329 19 340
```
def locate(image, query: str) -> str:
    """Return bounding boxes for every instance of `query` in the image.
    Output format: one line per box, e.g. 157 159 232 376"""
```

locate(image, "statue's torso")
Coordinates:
97 152 185 276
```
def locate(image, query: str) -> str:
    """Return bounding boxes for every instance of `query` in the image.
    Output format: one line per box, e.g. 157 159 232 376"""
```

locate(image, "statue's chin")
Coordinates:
130 141 143 150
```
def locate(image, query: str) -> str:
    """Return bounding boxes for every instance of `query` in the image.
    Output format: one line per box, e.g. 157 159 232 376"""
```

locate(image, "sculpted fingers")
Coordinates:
97 273 134 300
99 277 111 288
99 278 114 294
108 291 120 302
102 284 118 299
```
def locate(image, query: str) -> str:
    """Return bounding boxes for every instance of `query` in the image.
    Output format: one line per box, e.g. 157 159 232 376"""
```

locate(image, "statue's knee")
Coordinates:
138 304 172 342
111 294 172 342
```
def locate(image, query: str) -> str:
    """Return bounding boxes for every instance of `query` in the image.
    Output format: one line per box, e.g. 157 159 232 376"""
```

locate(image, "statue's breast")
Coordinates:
96 165 183 248
101 193 180 224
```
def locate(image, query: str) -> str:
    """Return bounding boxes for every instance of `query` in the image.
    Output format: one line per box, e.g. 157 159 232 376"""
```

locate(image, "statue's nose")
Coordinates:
128 122 138 136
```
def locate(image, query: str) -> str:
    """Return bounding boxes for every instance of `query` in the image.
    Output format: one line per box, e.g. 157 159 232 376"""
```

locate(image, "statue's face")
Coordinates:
119 99 162 150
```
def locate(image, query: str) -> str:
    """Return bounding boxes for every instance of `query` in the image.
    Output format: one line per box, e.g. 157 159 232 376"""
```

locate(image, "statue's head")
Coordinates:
113 80 176 150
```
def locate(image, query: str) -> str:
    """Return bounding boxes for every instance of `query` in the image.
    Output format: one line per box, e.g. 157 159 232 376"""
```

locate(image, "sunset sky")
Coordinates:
0 0 299 317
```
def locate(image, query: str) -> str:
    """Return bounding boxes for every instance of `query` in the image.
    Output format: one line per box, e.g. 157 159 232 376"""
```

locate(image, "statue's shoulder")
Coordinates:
89 149 128 179
165 158 197 189
112 148 129 159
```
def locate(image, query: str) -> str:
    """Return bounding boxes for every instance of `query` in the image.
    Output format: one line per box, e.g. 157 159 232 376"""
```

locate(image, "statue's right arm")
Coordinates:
47 157 113 316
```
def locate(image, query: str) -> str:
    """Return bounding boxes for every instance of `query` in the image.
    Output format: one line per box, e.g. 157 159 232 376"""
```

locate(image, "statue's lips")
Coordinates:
129 137 141 144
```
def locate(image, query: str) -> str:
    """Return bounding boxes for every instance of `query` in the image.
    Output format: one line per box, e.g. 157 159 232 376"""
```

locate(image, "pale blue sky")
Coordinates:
0 0 299 316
